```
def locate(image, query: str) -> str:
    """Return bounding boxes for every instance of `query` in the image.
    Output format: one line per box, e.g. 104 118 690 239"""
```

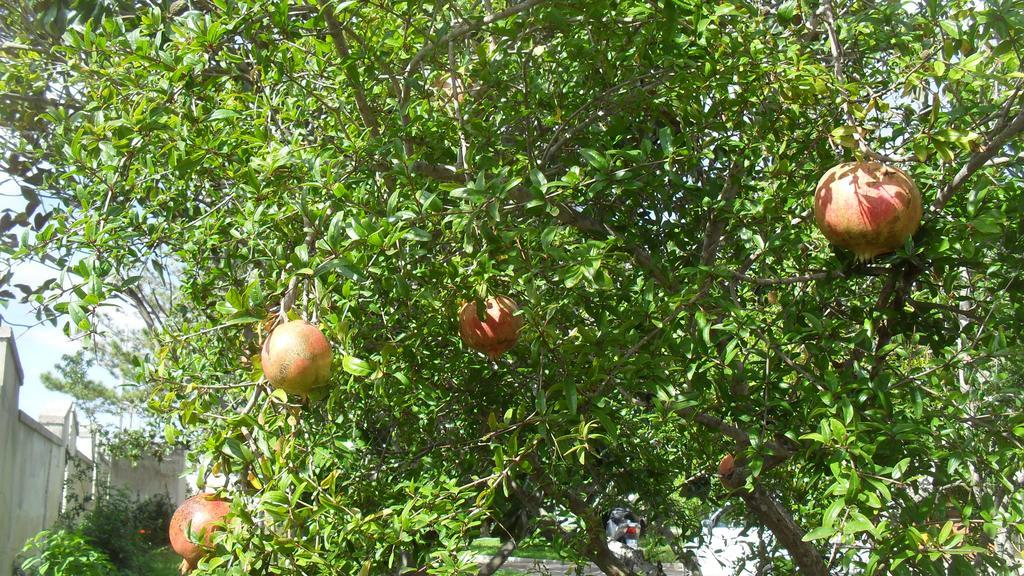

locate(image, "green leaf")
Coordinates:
343 356 373 376
802 526 837 542
69 301 89 330
658 126 674 153
565 381 577 415
938 520 954 544
540 226 558 248
844 512 875 535
209 109 240 120
404 227 432 242
314 259 366 282
221 437 251 462
829 418 847 441
224 315 262 326
938 20 959 38
529 168 547 188
580 149 608 170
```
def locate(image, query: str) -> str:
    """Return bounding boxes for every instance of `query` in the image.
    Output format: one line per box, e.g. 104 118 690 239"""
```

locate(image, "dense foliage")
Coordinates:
2 0 1024 574
17 490 174 576
18 529 116 576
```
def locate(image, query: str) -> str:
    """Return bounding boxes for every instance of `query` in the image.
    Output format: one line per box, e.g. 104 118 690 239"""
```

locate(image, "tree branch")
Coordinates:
739 486 829 576
731 264 890 286
478 480 535 576
277 212 318 323
321 3 381 138
691 411 751 445
506 185 676 291
405 0 551 75
906 297 981 322
931 105 1024 212
121 286 161 331
477 539 518 576
541 72 672 166
400 159 676 291
733 270 840 285
409 161 462 181
701 159 744 266
526 456 633 576
0 91 63 108
819 0 911 163
448 42 470 172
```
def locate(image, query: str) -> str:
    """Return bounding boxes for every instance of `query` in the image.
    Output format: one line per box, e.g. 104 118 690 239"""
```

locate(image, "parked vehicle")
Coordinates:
604 507 643 549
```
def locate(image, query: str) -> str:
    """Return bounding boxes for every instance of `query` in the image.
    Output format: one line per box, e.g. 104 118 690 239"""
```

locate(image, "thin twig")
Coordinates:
448 41 469 172
277 208 319 323
906 297 981 321
405 0 550 75
701 159 745 266
820 0 911 163
321 2 381 138
931 106 1024 212
893 277 1009 388
239 382 265 416
541 71 672 165
733 270 841 285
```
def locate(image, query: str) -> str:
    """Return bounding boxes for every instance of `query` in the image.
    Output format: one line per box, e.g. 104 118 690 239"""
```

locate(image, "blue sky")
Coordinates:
0 177 139 421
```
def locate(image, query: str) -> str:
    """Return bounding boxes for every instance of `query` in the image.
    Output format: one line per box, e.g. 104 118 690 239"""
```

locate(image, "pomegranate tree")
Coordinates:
458 296 523 359
813 161 922 261
169 493 230 572
261 319 332 396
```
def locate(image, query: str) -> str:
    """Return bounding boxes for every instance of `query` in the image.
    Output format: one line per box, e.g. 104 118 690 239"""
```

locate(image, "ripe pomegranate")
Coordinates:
718 454 736 478
813 162 922 261
718 454 743 490
458 296 523 359
261 319 332 396
169 493 230 571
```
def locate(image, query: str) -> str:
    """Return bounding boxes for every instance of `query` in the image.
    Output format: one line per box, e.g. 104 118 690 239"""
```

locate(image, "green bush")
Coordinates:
131 494 175 548
77 489 177 575
52 485 175 575
79 489 149 573
18 529 115 576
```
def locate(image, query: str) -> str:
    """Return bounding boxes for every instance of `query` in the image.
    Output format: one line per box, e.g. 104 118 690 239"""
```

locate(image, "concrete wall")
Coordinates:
0 326 27 576
105 448 187 505
0 327 187 576
5 412 66 563
0 327 70 576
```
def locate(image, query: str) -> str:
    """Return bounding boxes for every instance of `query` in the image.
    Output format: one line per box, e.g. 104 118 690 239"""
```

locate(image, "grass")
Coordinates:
136 547 185 576
469 537 577 561
469 536 678 563
644 544 678 563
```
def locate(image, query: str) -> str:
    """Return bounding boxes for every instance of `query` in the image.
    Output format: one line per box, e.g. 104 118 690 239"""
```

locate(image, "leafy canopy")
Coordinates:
1 0 1023 574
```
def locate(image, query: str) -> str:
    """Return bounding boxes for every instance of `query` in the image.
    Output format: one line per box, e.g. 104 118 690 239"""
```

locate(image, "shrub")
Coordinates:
54 486 175 575
78 488 148 572
133 493 175 548
18 529 115 576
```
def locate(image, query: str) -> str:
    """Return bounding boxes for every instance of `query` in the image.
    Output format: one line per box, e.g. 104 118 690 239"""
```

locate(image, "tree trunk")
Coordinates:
585 531 631 576
740 487 828 576
477 539 518 576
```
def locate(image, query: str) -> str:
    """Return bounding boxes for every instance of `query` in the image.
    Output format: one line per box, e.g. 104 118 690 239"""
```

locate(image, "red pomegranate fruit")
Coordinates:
718 454 736 478
718 454 743 490
169 493 230 571
813 162 922 261
459 296 523 359
261 319 332 396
